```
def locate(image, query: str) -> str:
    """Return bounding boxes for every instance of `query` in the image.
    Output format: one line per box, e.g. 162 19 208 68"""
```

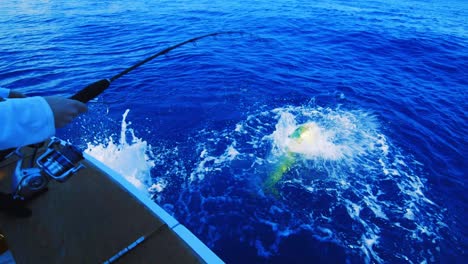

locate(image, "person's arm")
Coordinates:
0 97 55 150
0 96 87 150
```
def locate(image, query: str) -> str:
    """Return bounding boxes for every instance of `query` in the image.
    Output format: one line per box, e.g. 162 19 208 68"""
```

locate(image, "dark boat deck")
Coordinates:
0 146 213 263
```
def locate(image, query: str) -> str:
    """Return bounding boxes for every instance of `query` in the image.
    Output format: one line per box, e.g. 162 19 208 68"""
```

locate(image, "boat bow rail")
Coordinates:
84 153 224 264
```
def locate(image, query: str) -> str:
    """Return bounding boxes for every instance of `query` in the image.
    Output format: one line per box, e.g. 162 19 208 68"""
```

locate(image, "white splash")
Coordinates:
182 103 443 263
268 112 346 160
84 109 157 195
190 143 239 182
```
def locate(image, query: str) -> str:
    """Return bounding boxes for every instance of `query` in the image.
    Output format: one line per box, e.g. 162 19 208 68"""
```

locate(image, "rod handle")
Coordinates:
70 79 111 103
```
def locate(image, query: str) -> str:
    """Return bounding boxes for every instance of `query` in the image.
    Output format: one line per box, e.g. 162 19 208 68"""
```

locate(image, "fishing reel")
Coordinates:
11 138 85 200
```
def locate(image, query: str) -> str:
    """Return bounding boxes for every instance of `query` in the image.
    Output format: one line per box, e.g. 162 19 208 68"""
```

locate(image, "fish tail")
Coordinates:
263 153 295 196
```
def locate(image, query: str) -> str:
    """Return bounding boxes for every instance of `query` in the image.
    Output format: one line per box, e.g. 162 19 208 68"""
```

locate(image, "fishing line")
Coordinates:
70 31 245 103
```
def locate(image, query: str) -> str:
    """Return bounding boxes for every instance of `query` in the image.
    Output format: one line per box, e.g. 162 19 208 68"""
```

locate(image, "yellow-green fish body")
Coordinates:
264 122 319 195
263 152 295 196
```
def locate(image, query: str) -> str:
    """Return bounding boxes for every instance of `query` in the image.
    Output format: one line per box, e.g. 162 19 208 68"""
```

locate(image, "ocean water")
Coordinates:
0 0 466 263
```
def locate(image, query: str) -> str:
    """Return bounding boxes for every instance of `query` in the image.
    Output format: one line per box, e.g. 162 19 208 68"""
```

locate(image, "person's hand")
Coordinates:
44 96 88 128
8 91 26 98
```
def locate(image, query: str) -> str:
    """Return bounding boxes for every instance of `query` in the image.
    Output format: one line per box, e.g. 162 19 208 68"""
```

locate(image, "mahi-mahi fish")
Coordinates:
264 122 322 195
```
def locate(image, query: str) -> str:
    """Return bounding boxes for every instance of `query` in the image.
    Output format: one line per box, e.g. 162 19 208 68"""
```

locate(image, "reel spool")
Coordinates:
12 138 84 200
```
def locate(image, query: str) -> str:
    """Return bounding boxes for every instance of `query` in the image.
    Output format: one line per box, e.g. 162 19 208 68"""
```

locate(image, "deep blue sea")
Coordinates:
1 0 466 263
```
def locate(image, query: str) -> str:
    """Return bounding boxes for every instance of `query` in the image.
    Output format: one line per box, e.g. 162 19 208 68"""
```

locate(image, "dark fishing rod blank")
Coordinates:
70 31 243 103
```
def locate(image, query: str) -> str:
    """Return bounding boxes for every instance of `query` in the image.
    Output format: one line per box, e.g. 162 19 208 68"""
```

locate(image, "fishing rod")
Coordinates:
70 31 243 103
0 31 246 205
0 31 243 162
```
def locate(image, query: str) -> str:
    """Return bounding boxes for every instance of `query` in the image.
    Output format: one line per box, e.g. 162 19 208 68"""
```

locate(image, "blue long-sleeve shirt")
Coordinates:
0 88 55 150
